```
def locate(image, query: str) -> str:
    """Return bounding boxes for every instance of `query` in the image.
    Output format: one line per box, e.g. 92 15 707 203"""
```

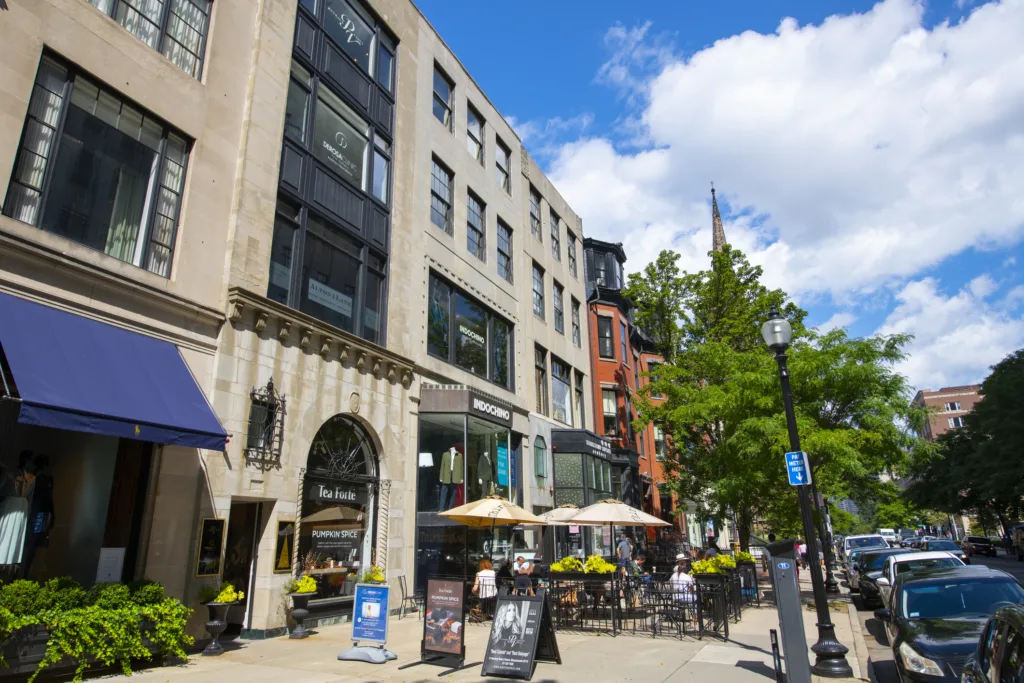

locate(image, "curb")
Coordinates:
845 602 871 682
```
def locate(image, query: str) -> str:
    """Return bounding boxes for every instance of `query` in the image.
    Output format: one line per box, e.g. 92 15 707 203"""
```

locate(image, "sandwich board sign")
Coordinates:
481 587 561 681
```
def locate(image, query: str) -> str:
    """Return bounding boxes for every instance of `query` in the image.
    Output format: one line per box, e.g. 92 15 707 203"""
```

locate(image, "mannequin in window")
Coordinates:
478 450 493 497
21 454 54 578
0 451 35 566
438 444 464 511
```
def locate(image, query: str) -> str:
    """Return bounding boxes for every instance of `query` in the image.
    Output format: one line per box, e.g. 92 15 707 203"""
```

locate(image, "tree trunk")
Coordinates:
737 509 752 552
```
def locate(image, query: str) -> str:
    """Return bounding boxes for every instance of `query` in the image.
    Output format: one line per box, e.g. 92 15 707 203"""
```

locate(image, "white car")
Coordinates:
877 551 967 608
842 534 889 565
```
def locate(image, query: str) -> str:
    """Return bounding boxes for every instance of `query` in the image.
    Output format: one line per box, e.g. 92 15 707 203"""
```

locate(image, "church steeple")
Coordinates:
711 184 726 252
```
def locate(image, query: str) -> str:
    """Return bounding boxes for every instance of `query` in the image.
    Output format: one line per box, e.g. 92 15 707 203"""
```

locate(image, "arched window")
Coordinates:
534 436 547 478
298 415 379 596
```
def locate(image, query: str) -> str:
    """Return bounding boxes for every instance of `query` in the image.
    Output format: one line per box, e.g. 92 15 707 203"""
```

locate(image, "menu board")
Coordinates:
481 589 561 680
423 579 465 657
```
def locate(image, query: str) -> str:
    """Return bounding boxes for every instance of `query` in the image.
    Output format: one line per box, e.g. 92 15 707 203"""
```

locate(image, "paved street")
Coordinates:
850 550 1024 683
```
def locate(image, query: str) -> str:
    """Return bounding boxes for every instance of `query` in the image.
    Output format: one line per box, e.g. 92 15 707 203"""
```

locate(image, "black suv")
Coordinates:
874 566 1024 681
964 536 998 558
961 604 1024 682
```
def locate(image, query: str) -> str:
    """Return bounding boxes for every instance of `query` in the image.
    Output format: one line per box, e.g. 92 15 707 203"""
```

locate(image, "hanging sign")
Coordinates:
352 583 390 643
497 444 509 486
481 588 561 680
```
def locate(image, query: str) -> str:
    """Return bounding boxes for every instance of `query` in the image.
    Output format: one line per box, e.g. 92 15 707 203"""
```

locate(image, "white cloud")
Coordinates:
819 311 857 332
877 277 1024 389
546 0 1024 298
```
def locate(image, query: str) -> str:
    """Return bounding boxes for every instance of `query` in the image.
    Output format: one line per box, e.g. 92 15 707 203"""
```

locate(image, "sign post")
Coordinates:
481 588 561 681
398 578 478 676
338 583 396 663
785 450 812 486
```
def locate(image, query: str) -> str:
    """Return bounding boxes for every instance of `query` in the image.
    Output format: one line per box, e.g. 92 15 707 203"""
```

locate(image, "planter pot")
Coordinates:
288 593 314 639
693 572 728 586
202 603 234 656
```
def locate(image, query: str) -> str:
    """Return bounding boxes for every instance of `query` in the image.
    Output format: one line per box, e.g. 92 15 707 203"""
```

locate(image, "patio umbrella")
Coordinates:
440 496 547 561
571 499 670 560
539 504 589 526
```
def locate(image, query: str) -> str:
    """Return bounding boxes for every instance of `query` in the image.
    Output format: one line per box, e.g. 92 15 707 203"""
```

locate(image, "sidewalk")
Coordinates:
126 580 869 683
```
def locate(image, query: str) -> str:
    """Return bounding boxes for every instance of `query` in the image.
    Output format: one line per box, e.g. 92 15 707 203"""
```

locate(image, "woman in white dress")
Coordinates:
0 452 35 566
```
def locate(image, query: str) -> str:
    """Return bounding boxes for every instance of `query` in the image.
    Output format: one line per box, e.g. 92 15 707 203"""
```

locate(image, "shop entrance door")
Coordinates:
221 501 264 634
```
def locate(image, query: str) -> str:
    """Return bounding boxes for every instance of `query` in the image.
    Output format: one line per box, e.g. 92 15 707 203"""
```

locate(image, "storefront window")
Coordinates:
417 414 465 513
297 415 377 602
467 417 509 503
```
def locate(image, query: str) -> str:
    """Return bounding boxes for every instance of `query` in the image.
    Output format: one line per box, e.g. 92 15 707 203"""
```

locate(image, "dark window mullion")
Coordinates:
447 283 457 366
154 0 175 56
353 245 366 337
139 135 170 270
290 206 309 309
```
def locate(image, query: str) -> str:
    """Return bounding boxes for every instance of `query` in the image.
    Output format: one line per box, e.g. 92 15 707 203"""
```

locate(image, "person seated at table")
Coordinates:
472 559 497 616
669 554 696 603
633 554 653 584
513 555 534 596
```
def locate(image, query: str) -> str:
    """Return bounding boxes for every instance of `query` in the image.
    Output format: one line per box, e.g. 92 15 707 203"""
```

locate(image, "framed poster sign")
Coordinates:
481 589 561 681
423 579 465 656
352 583 390 643
195 518 226 577
274 520 295 573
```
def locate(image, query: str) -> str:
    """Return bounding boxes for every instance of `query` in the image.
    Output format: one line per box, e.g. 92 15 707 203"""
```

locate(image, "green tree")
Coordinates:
634 247 926 550
622 250 686 363
970 349 1024 522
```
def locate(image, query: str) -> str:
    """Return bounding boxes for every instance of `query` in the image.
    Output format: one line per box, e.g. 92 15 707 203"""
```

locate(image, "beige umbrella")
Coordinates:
571 498 670 560
440 496 547 556
539 504 583 526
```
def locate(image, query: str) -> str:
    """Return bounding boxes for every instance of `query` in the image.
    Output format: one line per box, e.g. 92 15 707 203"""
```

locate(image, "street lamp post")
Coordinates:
761 309 853 678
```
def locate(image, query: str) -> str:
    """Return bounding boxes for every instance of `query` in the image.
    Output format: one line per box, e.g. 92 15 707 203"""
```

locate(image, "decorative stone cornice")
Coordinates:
226 287 416 385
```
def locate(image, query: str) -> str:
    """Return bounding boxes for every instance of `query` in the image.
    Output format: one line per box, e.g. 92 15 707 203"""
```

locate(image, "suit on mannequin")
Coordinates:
438 445 464 511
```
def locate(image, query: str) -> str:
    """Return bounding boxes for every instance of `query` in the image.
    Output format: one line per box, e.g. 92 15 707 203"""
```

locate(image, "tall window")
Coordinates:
597 318 614 358
568 230 578 278
633 354 640 388
467 191 486 261
553 281 565 334
535 346 549 416
86 0 211 78
574 371 586 429
944 401 961 411
602 389 618 436
467 105 484 163
620 322 628 363
550 210 561 260
534 437 547 478
267 200 386 344
648 361 663 398
430 158 453 235
4 56 189 278
496 138 511 194
948 416 965 429
532 262 545 319
571 298 581 347
427 272 512 389
595 256 608 286
433 64 453 131
551 358 572 426
529 187 541 241
497 219 513 283
654 424 666 460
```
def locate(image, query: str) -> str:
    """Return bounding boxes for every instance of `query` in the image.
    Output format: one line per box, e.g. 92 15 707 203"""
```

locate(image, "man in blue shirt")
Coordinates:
616 533 632 568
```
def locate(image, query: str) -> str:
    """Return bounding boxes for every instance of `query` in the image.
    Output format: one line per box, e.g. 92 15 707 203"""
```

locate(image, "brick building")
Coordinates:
911 385 982 441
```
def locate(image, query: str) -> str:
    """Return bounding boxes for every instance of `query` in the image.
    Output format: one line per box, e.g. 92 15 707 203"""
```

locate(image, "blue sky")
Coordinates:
419 0 1024 391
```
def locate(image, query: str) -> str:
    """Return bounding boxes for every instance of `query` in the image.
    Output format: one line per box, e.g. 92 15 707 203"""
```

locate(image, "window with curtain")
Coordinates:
532 262 545 319
497 219 513 283
550 209 560 261
654 424 666 460
602 389 618 436
467 104 484 163
620 322 628 363
553 281 564 334
571 298 581 347
430 157 453 234
496 138 511 193
534 437 547 478
568 230 578 278
529 187 541 240
467 191 486 261
597 318 614 358
551 358 572 426
86 0 212 78
433 64 453 130
4 56 189 278
574 371 586 429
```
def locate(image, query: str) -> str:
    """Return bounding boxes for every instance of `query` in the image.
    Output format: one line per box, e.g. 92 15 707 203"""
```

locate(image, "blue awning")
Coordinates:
0 292 227 450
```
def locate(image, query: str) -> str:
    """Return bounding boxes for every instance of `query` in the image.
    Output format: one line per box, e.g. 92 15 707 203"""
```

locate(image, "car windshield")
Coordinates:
900 579 1024 619
849 537 887 548
967 537 991 545
927 541 960 551
896 558 960 574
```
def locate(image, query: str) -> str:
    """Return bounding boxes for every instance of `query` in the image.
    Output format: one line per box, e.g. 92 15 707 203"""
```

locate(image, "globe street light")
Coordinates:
761 308 853 678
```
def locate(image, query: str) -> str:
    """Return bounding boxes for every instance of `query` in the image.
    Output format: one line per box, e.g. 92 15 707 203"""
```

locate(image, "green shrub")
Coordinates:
129 580 165 606
735 551 755 563
284 575 317 594
691 559 723 575
715 554 737 570
85 582 131 609
39 577 86 612
583 555 617 574
0 580 44 617
549 556 583 572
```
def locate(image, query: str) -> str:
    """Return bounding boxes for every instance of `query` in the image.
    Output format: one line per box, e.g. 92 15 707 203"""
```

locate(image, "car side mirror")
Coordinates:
877 577 890 587
874 608 892 622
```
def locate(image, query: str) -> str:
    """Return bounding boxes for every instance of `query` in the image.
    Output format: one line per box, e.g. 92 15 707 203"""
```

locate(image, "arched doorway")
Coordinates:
297 415 380 607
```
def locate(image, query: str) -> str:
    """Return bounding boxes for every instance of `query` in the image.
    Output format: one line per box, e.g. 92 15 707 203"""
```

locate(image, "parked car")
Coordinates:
847 549 869 584
874 566 1024 682
878 528 899 546
964 536 998 558
920 539 970 564
960 604 1024 682
855 548 910 607
878 551 967 609
843 534 890 565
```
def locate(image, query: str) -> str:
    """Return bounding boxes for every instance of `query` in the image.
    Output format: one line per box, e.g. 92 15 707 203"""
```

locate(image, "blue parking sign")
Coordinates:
785 451 812 486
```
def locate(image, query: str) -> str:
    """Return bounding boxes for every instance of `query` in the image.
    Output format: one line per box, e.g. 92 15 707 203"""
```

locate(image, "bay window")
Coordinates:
4 55 189 278
427 271 513 390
